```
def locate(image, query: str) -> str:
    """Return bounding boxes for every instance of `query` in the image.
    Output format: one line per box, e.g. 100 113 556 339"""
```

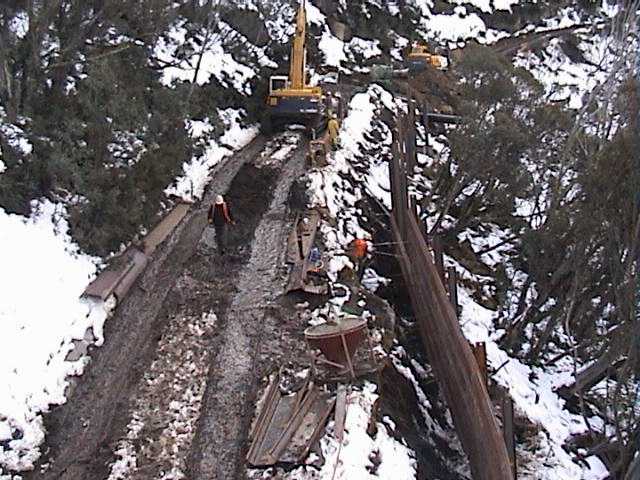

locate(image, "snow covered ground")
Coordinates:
107 312 218 480
458 287 608 479
304 37 616 476
165 108 259 201
299 383 417 480
307 85 396 279
0 20 260 478
154 21 257 93
0 201 107 476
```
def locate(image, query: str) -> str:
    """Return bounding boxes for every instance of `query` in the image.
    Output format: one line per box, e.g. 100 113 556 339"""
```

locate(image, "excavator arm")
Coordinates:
289 1 307 90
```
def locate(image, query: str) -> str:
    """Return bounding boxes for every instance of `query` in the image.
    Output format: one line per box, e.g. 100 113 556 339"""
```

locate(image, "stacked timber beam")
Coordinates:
82 201 192 304
388 108 513 480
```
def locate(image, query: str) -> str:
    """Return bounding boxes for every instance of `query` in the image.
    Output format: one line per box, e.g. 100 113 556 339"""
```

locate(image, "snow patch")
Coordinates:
282 383 417 479
8 12 29 39
347 37 382 60
306 2 326 25
458 287 608 479
318 30 346 67
0 113 33 157
165 109 258 201
0 201 104 473
155 23 255 94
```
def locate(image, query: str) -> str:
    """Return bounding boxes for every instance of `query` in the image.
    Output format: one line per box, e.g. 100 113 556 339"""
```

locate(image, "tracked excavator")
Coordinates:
405 43 448 73
265 0 328 135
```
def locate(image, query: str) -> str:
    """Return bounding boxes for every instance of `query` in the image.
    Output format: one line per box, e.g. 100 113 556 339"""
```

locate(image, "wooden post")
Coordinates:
447 266 458 314
391 216 513 480
471 342 488 390
389 113 513 478
406 100 418 173
501 389 517 479
433 236 446 288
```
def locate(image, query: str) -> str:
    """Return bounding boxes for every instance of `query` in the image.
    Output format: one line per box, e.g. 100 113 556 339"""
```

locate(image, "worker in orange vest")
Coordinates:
349 237 369 279
208 195 234 254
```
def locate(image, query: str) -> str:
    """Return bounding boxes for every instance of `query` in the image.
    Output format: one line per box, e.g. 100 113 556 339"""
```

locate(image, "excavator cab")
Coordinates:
269 76 289 94
265 1 326 135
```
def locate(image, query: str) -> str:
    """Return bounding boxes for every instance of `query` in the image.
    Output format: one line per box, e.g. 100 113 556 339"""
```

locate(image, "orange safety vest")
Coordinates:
352 238 368 258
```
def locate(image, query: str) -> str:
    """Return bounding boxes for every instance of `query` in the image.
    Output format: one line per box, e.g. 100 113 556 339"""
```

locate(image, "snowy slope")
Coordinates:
458 288 608 479
0 202 107 475
165 108 259 201
302 2 626 476
0 15 261 479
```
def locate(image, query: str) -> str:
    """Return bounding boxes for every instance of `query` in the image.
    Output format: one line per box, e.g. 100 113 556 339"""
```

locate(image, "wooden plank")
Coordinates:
82 251 137 301
387 114 513 480
286 263 306 292
299 210 320 260
334 385 347 443
447 266 459 313
143 203 190 255
247 374 280 464
82 270 123 301
279 391 335 464
501 389 518 479
287 210 320 264
113 249 148 301
471 342 488 390
286 213 301 263
267 388 318 463
390 212 513 480
286 210 322 293
433 236 446 288
249 390 305 466
83 202 190 301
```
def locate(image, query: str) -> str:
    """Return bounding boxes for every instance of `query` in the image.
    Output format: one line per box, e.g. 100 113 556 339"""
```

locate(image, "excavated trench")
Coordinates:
187 137 307 480
357 197 470 480
101 161 283 480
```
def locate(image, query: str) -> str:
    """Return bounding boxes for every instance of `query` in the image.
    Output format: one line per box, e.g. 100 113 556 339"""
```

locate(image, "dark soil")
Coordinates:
106 158 284 480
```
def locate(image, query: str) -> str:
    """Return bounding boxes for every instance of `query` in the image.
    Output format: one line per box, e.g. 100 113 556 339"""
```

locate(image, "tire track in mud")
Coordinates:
26 137 269 480
105 153 286 480
188 137 307 480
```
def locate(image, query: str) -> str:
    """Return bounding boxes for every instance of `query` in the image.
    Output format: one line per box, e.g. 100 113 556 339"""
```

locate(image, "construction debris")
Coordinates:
286 209 328 295
305 316 377 380
334 385 347 443
82 201 191 303
247 373 335 467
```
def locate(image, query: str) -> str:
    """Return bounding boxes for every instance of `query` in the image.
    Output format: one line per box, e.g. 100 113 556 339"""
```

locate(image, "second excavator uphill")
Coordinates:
405 43 448 73
265 0 330 135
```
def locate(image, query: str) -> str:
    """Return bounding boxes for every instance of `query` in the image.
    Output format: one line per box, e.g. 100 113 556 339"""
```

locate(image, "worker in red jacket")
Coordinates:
208 195 234 254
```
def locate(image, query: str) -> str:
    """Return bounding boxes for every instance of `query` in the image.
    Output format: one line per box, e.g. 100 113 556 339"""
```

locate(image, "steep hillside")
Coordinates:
0 1 638 479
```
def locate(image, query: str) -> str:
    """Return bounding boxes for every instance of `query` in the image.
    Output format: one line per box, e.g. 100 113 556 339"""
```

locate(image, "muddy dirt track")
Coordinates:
26 134 307 480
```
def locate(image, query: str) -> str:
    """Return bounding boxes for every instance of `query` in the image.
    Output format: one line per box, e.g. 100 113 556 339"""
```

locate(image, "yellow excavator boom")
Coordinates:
289 1 307 90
